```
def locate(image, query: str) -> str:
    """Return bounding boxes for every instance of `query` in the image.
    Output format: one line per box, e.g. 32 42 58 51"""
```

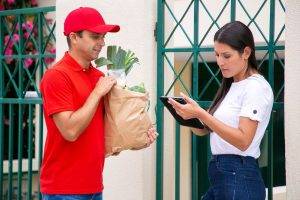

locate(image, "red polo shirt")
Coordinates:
40 52 105 194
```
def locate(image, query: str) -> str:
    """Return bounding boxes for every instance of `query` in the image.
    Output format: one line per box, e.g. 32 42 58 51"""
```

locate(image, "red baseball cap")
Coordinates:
64 7 120 36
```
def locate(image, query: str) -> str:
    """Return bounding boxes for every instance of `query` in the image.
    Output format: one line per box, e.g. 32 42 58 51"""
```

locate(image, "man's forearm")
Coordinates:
53 89 103 141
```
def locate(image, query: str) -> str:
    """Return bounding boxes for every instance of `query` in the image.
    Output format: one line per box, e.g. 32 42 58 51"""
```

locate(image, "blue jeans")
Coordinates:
42 193 102 200
202 154 265 200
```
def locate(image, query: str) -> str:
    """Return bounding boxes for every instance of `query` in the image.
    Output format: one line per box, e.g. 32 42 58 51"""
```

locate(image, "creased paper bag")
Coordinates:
104 85 152 157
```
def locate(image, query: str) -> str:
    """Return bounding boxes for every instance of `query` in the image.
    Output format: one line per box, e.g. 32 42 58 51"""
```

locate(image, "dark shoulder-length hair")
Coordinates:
209 21 259 115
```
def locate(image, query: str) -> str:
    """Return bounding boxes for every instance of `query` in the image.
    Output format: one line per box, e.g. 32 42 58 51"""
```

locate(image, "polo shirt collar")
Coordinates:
64 52 92 71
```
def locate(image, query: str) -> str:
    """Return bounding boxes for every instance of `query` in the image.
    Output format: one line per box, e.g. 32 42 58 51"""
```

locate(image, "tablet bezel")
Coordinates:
159 96 205 129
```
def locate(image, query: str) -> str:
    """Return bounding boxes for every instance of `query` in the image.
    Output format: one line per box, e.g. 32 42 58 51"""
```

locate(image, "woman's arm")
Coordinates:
168 92 258 151
197 111 258 151
190 127 209 136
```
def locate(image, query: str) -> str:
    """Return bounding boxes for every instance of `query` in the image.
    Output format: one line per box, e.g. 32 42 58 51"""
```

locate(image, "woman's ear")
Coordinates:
243 46 251 60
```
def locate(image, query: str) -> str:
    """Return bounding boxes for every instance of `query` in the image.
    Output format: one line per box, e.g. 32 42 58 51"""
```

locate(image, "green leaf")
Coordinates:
128 82 146 93
99 45 140 74
94 57 113 67
124 50 139 74
107 46 117 61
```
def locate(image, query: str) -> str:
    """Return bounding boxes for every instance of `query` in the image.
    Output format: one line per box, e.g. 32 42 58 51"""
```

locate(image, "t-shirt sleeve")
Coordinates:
40 69 75 117
239 81 273 122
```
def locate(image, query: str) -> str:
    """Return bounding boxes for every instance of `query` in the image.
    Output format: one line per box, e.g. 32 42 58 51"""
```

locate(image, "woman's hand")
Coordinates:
168 92 204 120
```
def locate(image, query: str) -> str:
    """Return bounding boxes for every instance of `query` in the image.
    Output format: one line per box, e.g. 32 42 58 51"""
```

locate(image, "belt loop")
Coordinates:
212 155 219 162
241 156 245 165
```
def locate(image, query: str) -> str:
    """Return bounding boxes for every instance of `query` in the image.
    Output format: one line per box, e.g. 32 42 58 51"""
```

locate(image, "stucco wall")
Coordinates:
285 0 300 199
55 1 157 200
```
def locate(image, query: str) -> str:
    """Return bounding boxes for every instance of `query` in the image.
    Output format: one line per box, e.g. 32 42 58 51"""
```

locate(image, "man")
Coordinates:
40 7 157 200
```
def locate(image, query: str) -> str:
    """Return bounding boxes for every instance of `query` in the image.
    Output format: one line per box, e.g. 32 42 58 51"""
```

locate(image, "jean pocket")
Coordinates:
216 161 237 176
241 168 263 181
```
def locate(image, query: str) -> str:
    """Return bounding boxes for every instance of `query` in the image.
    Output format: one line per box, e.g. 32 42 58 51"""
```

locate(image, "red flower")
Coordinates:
4 48 13 64
24 58 33 68
22 21 33 32
45 46 56 65
4 33 19 48
7 0 15 6
31 0 38 6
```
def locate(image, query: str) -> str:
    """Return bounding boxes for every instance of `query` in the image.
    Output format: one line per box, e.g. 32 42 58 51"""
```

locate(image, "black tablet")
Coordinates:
159 96 204 129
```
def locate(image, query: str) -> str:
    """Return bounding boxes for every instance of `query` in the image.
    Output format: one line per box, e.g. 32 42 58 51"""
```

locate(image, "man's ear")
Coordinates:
68 32 78 45
243 46 251 60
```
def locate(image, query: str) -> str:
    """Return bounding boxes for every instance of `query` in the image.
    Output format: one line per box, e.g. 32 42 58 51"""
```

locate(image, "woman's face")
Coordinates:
214 41 250 82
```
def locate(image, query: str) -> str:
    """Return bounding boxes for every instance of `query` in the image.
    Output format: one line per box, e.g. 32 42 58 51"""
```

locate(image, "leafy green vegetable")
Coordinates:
95 46 139 75
127 82 146 93
95 46 146 94
94 57 113 67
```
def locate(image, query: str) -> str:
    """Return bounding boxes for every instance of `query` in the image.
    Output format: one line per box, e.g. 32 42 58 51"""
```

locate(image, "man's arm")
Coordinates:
53 76 116 142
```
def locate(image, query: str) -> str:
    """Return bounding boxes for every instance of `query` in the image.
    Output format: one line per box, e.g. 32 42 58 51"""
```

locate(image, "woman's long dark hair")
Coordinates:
209 21 259 115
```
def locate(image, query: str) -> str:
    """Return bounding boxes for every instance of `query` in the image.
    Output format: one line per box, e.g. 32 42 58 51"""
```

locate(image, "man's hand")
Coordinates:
94 76 117 97
146 127 159 147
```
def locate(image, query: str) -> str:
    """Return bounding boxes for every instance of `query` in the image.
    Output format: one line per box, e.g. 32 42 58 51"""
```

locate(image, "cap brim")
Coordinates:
87 24 120 33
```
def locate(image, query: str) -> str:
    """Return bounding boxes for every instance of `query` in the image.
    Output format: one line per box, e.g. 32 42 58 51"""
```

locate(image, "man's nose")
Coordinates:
99 39 105 46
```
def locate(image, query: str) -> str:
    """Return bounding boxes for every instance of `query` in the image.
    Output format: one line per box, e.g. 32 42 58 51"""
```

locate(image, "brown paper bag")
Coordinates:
104 85 152 157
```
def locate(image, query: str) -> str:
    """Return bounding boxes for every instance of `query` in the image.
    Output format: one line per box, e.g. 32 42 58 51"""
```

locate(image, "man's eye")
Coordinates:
91 35 104 40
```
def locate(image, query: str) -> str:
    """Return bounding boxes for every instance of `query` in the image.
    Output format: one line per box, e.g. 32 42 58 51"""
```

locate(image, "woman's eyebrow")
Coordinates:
214 51 231 55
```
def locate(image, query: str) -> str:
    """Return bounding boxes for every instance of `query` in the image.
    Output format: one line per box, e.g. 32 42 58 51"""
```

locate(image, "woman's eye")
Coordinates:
224 55 231 59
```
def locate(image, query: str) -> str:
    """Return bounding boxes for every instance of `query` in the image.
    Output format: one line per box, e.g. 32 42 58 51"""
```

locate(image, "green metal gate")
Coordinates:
0 6 55 200
156 1 285 200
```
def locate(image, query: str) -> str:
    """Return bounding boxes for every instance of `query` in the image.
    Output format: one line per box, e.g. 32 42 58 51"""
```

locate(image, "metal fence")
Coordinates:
156 0 285 199
0 2 286 200
0 6 55 200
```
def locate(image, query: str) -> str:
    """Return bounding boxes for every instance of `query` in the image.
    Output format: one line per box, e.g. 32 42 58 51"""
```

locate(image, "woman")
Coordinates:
168 21 273 200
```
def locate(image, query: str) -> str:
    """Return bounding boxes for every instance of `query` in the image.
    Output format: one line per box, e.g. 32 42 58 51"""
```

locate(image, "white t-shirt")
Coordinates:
210 74 274 159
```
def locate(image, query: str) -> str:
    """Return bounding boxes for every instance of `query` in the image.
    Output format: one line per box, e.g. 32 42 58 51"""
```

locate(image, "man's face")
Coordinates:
72 30 106 61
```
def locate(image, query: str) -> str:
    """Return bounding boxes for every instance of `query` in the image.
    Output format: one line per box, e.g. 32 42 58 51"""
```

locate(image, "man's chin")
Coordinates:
91 53 100 60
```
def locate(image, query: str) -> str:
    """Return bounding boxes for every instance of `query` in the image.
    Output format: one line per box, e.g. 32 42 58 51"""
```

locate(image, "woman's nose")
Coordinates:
217 57 224 67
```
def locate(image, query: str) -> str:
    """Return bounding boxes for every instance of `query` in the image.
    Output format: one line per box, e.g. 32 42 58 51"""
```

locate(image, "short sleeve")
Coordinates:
239 80 273 122
40 69 75 117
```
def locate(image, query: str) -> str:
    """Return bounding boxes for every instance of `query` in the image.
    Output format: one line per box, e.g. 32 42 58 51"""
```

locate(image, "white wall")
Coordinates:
37 0 55 7
56 1 157 200
285 0 300 199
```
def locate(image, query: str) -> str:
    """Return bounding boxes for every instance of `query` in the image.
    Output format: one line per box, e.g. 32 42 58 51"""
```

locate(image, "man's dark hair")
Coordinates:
66 31 83 49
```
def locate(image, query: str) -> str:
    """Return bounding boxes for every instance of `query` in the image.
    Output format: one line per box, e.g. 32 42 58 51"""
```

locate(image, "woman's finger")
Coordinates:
180 92 194 104
168 98 181 108
169 100 184 114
